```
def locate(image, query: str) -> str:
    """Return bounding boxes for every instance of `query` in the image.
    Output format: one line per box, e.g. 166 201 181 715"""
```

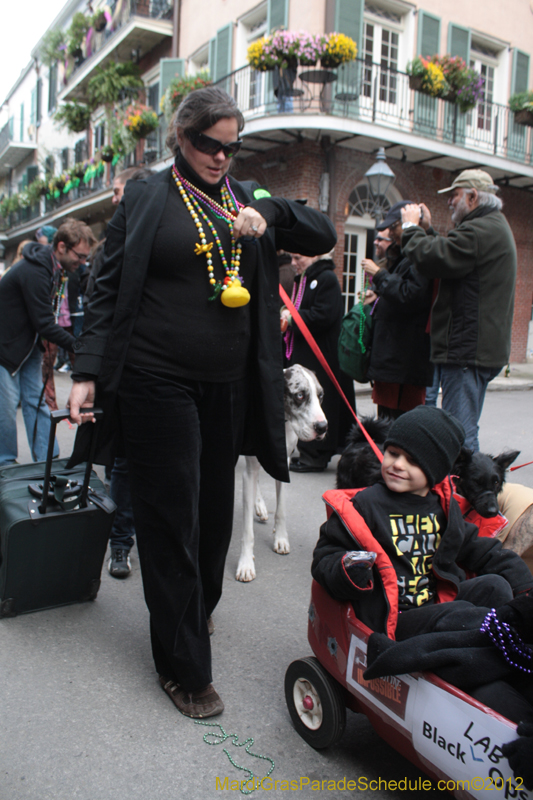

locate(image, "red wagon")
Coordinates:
285 580 530 800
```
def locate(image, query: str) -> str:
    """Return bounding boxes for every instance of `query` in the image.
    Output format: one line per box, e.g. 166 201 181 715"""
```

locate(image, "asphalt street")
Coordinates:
1 372 532 800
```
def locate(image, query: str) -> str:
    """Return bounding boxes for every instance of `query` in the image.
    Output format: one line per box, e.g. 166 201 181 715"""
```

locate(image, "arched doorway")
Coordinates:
342 182 402 314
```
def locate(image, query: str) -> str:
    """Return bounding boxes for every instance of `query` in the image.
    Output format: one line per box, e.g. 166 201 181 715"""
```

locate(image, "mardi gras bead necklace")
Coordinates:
51 253 68 321
172 166 250 307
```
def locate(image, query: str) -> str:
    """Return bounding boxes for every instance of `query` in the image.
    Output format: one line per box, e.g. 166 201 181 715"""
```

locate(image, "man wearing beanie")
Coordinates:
312 406 533 640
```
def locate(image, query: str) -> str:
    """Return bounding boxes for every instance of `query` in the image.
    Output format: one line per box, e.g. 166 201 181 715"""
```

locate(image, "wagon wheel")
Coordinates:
284 657 346 749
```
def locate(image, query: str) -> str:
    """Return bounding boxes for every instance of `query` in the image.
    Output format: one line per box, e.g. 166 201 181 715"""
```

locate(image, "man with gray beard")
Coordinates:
397 169 516 451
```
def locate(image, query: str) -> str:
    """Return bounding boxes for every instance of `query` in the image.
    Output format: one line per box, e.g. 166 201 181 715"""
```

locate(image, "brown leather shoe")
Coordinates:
159 676 224 718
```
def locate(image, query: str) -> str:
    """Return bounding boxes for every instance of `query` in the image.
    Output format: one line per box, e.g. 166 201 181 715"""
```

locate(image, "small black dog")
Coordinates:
337 417 520 518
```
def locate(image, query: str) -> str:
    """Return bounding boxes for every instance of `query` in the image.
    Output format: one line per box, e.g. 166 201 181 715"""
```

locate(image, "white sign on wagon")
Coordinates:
412 678 530 800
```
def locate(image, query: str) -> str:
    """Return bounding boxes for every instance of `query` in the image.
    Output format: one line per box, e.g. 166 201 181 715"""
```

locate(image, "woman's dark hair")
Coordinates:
166 86 245 157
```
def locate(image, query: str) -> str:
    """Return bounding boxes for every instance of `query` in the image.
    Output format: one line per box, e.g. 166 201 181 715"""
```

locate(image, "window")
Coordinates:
94 122 105 151
74 138 87 164
468 43 499 133
362 20 399 103
19 104 24 142
48 64 58 113
61 147 69 171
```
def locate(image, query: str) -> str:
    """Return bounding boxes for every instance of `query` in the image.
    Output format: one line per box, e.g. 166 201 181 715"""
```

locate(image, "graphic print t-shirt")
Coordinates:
353 482 447 610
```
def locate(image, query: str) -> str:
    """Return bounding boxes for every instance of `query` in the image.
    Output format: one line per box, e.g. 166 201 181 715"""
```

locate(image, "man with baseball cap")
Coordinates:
397 168 516 451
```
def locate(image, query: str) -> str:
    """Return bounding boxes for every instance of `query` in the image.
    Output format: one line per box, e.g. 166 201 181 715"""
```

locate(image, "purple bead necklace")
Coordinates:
284 275 307 360
480 608 533 674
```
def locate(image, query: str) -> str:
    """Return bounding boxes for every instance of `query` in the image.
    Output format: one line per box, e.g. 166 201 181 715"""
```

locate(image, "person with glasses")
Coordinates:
67 87 336 719
0 218 95 465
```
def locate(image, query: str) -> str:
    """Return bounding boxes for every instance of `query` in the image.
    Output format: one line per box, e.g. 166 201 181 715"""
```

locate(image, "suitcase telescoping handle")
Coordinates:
39 408 103 514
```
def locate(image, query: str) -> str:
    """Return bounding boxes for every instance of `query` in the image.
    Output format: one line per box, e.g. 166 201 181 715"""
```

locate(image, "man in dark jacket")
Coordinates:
399 169 516 450
0 219 94 464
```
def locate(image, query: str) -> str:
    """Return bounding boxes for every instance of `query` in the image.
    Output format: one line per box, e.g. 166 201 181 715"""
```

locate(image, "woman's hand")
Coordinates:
363 289 378 305
67 380 97 425
361 258 381 277
233 207 267 239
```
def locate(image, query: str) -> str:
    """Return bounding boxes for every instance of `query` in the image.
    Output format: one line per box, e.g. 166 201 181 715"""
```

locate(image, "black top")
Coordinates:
0 242 75 374
368 249 433 386
125 156 256 381
354 482 447 610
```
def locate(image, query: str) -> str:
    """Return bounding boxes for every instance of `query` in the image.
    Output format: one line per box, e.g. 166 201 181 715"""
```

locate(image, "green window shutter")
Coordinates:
417 11 440 58
20 103 24 141
334 0 363 44
448 23 470 62
30 88 36 126
512 49 530 94
8 117 14 139
36 78 42 126
27 166 38 185
48 64 57 113
159 58 185 101
209 38 217 78
214 24 233 83
267 0 288 33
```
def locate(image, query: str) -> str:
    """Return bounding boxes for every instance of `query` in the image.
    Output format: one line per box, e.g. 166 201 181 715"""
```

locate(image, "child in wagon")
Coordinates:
312 405 533 641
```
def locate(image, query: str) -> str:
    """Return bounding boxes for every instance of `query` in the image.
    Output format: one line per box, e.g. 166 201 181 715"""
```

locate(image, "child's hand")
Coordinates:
343 551 376 587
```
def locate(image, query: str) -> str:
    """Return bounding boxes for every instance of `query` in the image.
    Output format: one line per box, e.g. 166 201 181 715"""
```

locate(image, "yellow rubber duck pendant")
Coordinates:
221 279 251 308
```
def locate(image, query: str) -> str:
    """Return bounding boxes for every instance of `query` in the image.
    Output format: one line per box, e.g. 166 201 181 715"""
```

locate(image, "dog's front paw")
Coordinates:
255 497 269 522
236 556 256 582
273 534 290 555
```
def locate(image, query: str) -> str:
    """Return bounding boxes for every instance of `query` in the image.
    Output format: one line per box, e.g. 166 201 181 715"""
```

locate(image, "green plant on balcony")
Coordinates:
92 9 108 32
123 103 159 140
161 72 211 120
67 12 91 59
0 195 15 220
437 55 484 113
86 61 144 107
407 55 484 112
509 90 533 126
40 29 67 67
406 56 447 97
100 144 115 162
247 30 356 71
320 33 357 69
54 101 92 133
48 174 69 198
27 178 48 206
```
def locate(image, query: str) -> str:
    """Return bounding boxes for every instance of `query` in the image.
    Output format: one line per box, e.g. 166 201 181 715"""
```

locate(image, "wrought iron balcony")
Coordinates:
60 0 173 101
216 61 533 168
0 121 38 179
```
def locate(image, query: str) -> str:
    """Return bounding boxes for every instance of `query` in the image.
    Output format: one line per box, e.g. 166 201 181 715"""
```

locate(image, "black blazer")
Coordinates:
70 166 337 481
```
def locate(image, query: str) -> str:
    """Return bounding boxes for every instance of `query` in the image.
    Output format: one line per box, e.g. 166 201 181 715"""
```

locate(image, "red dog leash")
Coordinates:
279 284 383 463
510 460 533 472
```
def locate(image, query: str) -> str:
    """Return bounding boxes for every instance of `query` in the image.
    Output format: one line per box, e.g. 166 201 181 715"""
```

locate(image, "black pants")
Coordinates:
118 364 247 691
396 574 514 640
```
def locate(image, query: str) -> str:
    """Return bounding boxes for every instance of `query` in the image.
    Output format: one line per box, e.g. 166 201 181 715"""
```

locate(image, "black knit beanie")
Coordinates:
383 406 465 487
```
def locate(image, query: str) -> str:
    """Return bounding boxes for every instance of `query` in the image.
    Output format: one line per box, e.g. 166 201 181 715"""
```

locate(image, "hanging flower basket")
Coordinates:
510 92 533 126
406 57 446 98
100 145 114 162
161 73 211 120
93 11 107 32
123 103 159 140
515 109 533 127
320 33 357 69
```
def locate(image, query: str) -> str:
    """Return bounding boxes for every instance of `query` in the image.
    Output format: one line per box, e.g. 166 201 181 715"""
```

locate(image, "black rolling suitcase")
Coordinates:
0 409 116 617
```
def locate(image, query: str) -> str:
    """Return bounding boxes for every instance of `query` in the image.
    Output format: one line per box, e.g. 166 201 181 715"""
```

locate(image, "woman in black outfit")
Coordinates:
281 252 355 472
67 87 336 718
362 201 433 419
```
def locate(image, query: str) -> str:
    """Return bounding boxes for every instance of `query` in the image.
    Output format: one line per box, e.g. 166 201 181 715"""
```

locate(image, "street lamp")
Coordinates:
364 147 396 222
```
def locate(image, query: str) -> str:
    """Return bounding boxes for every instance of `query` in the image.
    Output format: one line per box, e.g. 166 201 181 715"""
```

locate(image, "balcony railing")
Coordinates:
60 0 173 91
216 61 533 166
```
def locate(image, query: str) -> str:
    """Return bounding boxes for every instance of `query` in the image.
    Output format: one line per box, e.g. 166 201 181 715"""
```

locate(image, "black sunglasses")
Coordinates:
186 130 243 158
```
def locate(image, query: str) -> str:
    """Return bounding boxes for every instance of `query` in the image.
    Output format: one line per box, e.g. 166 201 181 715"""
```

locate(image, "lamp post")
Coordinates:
364 147 396 223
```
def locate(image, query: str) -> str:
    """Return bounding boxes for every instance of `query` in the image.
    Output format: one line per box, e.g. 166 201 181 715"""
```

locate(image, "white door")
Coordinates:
342 226 368 314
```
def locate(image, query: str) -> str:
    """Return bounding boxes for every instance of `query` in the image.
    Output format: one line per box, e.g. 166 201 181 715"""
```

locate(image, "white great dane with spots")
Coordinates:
236 364 328 582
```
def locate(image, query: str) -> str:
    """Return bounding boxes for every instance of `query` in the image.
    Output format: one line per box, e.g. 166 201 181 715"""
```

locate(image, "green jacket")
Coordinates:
401 206 516 368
